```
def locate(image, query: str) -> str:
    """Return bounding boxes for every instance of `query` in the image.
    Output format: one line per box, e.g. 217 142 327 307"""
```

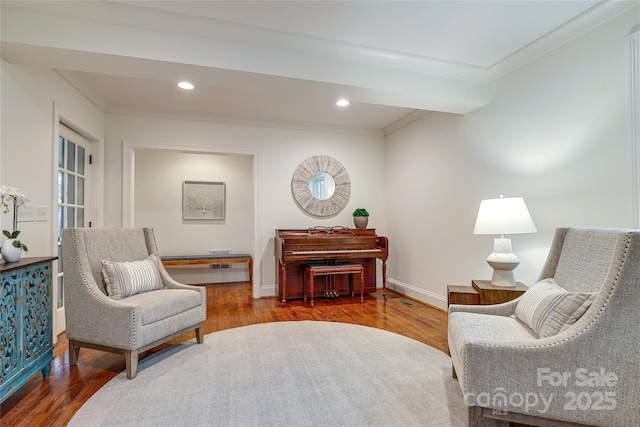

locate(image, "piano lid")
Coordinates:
277 228 378 237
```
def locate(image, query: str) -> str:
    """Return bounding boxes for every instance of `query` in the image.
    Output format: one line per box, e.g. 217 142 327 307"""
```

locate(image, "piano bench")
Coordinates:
303 263 364 307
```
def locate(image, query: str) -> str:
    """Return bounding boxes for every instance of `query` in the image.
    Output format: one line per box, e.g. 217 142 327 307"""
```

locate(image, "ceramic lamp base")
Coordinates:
486 238 519 287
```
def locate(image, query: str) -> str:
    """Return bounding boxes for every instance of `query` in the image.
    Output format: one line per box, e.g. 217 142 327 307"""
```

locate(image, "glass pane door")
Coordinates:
56 124 90 335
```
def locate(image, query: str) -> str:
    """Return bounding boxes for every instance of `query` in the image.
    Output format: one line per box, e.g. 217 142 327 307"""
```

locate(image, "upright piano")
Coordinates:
275 227 388 306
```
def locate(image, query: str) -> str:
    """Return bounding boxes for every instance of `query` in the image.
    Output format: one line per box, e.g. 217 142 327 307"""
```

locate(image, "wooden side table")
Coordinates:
447 280 528 306
447 285 480 305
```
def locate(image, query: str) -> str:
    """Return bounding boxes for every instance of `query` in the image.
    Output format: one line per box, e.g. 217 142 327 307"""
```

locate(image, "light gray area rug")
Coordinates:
69 321 468 427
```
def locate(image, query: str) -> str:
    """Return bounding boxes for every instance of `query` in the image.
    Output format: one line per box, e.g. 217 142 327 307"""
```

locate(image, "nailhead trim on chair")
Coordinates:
69 228 138 349
469 231 632 351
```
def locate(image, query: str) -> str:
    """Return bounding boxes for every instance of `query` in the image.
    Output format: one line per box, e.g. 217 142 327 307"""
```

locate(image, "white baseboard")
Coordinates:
260 284 277 297
386 278 448 311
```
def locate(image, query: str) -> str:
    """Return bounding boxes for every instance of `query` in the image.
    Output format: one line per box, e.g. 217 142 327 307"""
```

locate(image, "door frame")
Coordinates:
631 27 640 228
51 102 104 339
121 139 260 298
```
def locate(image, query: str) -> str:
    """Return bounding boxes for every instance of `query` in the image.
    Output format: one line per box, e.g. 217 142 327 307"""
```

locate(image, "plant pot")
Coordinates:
353 216 368 230
1 238 22 263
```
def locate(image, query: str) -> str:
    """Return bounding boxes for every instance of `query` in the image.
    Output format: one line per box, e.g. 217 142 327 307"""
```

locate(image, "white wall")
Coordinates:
105 114 387 297
385 7 638 309
0 59 104 256
1 59 104 340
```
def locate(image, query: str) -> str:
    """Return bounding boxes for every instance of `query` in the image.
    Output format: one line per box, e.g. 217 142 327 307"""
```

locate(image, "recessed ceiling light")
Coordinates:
178 81 194 90
336 99 350 107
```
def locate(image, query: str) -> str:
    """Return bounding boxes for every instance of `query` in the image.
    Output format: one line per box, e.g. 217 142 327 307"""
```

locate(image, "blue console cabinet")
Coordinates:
1 256 56 403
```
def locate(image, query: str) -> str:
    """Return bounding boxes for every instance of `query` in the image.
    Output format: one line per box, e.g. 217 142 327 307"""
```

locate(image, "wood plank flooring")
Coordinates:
1 283 449 426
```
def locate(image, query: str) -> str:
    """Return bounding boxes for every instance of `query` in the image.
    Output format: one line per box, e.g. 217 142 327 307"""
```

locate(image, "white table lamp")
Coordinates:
473 196 537 287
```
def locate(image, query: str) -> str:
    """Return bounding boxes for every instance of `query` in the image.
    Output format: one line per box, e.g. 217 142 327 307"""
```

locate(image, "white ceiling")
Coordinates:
2 0 629 135
123 0 598 68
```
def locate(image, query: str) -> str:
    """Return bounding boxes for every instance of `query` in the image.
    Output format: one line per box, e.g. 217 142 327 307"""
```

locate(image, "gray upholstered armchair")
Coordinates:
62 227 206 379
448 227 640 427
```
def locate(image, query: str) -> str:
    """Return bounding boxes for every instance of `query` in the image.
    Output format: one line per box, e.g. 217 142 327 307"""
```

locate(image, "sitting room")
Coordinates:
1 1 639 426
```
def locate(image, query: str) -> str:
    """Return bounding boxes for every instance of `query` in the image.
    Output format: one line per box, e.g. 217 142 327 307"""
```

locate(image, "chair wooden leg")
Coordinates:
195 323 205 344
125 350 139 379
69 341 80 366
468 406 483 427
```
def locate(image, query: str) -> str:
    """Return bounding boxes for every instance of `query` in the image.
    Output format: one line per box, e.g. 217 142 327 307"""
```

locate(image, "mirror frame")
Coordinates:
291 155 351 217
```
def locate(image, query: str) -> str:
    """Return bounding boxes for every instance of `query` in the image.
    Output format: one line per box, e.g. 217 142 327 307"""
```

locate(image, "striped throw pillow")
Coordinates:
102 254 164 299
515 278 595 338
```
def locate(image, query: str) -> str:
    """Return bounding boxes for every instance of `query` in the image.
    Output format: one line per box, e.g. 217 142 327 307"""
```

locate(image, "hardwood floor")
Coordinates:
0 283 449 426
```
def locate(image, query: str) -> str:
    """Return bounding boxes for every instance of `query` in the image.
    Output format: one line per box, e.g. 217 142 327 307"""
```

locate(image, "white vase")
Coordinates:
1 238 22 262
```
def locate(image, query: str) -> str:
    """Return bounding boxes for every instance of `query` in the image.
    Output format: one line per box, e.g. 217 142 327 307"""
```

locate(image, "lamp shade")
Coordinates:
473 197 537 235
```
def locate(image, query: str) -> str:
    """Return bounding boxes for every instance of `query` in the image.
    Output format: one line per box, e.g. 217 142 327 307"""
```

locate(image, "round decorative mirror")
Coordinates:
292 155 351 217
308 171 336 200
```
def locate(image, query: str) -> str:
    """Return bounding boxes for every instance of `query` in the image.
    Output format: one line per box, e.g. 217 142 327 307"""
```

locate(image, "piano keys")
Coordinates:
275 227 388 306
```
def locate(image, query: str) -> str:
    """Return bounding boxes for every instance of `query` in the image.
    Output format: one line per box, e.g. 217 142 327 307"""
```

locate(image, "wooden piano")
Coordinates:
275 227 388 306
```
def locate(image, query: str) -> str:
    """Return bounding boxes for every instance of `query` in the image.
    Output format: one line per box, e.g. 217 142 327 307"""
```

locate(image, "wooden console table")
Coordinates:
161 254 253 286
1 256 57 403
447 280 528 306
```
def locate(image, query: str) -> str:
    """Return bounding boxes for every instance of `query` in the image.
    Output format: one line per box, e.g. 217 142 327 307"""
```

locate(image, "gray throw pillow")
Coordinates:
102 254 164 299
515 278 595 338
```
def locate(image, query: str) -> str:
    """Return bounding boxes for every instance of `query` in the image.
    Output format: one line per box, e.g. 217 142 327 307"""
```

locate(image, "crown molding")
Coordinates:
487 1 640 82
383 110 430 137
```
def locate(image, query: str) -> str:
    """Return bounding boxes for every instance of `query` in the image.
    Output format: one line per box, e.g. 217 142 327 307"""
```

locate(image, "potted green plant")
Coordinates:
352 208 369 230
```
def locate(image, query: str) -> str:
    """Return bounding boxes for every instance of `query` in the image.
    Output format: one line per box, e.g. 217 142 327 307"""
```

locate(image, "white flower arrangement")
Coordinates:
0 185 30 252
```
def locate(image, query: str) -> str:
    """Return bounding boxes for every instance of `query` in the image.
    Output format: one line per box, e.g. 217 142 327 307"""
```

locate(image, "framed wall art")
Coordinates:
182 181 225 220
